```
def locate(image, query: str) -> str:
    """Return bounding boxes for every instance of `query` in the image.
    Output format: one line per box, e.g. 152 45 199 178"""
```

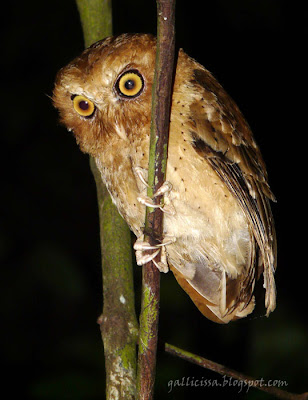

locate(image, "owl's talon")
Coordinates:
161 203 176 216
152 259 169 273
133 240 159 251
152 243 169 273
137 195 162 209
134 235 174 271
135 249 160 266
134 166 149 188
137 195 166 214
153 181 173 197
137 194 175 215
134 169 172 197
133 236 176 251
136 178 174 215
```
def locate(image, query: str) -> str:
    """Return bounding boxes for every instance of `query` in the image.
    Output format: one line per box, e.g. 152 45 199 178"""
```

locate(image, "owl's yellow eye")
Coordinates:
72 95 95 117
116 70 144 98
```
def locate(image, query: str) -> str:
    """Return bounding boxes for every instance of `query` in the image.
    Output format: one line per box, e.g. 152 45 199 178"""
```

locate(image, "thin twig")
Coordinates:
136 1 176 399
165 343 308 400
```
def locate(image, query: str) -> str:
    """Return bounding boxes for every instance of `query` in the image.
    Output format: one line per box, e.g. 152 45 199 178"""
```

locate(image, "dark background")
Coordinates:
1 1 307 399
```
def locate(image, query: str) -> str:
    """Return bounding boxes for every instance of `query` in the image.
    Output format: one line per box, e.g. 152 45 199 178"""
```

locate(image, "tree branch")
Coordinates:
76 0 112 47
136 1 176 399
75 2 139 399
92 162 139 400
165 343 308 400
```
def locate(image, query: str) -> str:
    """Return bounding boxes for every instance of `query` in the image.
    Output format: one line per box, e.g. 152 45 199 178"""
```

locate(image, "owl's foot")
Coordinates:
153 181 173 198
137 195 175 215
137 183 175 215
134 167 175 214
134 236 175 273
133 168 173 197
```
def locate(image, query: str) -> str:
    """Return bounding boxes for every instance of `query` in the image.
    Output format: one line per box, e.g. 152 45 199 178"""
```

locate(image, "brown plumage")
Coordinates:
53 33 277 323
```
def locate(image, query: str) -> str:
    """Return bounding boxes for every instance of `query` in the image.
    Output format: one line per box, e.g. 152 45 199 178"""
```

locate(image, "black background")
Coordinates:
1 1 307 399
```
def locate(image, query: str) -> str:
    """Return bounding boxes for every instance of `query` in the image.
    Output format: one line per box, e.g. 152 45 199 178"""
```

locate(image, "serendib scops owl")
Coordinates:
53 33 276 323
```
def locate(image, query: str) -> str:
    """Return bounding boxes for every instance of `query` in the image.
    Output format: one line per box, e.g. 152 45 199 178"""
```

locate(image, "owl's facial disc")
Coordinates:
115 69 144 98
71 94 96 118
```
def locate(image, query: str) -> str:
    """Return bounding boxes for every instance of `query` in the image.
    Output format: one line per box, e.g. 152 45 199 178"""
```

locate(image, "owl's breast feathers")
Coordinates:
53 34 276 323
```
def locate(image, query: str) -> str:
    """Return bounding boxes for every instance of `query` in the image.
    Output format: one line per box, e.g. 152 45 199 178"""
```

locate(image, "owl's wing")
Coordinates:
186 67 277 316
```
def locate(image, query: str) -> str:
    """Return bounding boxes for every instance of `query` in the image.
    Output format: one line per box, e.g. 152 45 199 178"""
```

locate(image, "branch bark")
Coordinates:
92 162 138 400
75 1 139 399
136 1 176 399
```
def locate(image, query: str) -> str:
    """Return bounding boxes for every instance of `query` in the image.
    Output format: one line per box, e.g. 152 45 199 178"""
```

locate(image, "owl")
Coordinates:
53 33 276 323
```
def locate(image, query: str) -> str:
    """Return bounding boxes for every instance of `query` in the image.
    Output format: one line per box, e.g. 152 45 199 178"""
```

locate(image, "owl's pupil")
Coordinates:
79 100 89 110
125 79 135 90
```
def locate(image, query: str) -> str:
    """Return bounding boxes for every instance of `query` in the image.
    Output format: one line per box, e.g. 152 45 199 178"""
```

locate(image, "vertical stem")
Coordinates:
76 0 113 47
92 161 138 400
75 1 139 399
136 1 176 399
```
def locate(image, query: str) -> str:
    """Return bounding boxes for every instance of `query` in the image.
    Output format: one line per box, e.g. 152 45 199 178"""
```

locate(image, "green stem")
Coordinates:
91 160 138 400
75 2 138 399
76 0 112 47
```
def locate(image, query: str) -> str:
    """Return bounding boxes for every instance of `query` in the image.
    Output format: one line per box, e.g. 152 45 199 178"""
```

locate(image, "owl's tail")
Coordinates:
170 265 256 324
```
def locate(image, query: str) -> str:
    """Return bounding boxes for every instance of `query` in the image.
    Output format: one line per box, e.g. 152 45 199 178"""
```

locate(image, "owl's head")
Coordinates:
53 34 156 156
